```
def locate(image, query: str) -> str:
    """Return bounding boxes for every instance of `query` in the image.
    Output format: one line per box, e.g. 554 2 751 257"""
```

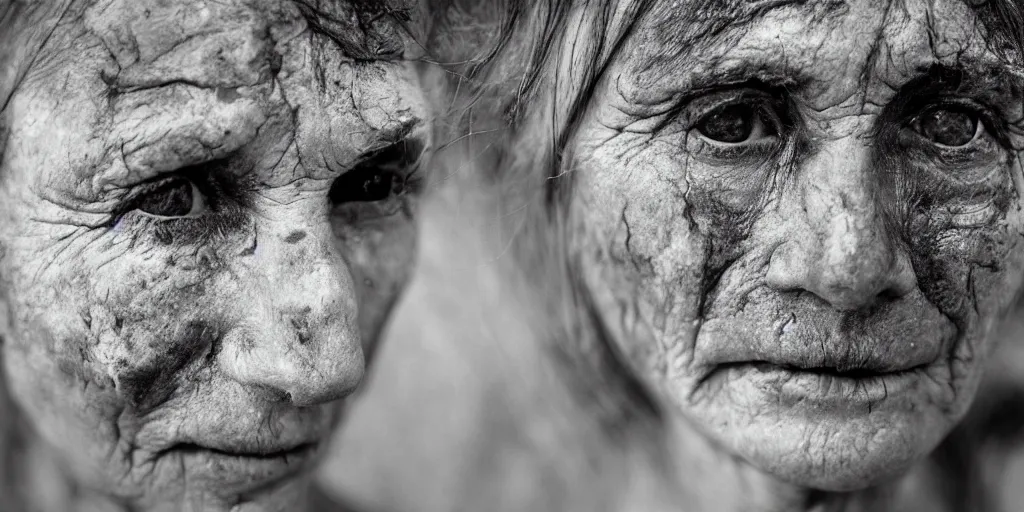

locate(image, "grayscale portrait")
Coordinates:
4 0 1024 511
327 1 1024 511
0 1 429 510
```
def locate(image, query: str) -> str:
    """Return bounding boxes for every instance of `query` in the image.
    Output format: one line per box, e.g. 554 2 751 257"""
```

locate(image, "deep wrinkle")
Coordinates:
538 0 1024 506
0 0 432 510
410 0 1024 509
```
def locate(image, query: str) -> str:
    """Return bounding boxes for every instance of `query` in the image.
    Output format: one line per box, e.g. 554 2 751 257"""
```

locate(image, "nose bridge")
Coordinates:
218 217 364 406
803 137 888 270
771 135 915 310
263 225 356 325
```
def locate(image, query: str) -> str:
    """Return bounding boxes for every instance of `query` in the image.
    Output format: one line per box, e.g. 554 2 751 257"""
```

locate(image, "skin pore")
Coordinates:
0 0 427 511
550 0 1024 509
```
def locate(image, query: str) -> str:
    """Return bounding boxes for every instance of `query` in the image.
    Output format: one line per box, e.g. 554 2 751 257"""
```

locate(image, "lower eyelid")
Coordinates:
930 202 999 228
685 133 783 161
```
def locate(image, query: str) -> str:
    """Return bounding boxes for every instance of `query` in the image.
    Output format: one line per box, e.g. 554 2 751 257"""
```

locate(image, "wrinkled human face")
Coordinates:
0 0 426 509
568 0 1024 491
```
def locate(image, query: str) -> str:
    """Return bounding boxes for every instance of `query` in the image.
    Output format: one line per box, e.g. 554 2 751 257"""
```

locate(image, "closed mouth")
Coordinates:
707 359 934 406
743 360 926 379
171 442 318 460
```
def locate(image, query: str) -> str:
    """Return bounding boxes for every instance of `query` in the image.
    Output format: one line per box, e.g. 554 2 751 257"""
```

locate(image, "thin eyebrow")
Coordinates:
621 46 809 107
642 0 845 60
900 55 1024 101
623 0 847 96
625 1 1024 105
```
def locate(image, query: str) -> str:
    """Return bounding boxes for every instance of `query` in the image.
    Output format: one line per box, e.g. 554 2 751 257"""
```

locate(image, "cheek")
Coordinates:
1 307 122 465
0 228 240 448
911 210 1024 357
569 131 713 382
332 205 417 351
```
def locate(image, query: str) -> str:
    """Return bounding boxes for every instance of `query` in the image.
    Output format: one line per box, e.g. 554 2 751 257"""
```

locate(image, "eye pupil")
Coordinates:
361 173 394 200
330 140 423 205
918 108 977 147
330 167 398 204
136 179 196 217
697 105 755 143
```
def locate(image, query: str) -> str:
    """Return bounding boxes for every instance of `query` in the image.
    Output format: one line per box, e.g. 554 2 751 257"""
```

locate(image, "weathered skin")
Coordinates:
565 0 1024 501
0 0 427 510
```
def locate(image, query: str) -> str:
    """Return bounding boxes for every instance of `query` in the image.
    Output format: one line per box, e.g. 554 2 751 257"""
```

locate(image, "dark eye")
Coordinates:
131 178 207 218
694 104 777 144
330 141 420 205
913 107 980 147
330 167 402 204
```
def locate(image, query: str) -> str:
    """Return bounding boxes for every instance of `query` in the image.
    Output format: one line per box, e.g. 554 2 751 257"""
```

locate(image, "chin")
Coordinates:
687 362 968 492
737 415 928 491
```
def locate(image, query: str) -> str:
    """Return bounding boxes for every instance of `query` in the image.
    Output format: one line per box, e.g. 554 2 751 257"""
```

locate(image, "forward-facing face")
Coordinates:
568 0 1024 490
0 0 426 509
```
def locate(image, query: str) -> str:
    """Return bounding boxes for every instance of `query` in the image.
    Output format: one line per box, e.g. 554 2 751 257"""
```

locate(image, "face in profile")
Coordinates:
563 0 1024 490
0 0 426 509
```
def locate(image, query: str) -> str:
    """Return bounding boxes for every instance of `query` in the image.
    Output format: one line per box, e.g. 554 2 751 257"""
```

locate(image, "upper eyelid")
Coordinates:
669 88 786 132
903 98 1013 147
110 175 197 220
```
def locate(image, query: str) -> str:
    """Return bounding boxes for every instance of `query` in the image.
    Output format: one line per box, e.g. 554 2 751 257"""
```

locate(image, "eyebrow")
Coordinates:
623 52 1024 115
623 0 848 91
642 0 846 59
624 0 1024 102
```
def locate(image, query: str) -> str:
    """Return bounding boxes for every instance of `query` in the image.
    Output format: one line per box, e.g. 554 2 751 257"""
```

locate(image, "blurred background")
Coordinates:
313 180 1024 512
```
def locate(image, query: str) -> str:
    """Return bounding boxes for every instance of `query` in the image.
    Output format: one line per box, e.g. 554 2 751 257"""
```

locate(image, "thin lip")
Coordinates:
694 289 956 379
697 324 950 376
696 356 938 395
171 441 319 459
718 360 930 378
156 440 322 492
720 361 931 404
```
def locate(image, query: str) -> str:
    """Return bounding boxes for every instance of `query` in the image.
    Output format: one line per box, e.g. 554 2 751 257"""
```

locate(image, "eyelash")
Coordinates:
678 90 1015 152
676 91 789 160
110 146 422 236
108 178 241 248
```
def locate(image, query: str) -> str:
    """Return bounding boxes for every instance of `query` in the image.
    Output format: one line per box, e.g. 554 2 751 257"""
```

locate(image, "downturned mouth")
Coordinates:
712 359 935 405
170 441 318 460
744 361 926 379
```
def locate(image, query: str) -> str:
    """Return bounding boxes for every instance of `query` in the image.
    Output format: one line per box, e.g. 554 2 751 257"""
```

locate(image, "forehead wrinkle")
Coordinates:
622 0 850 99
620 0 1015 109
641 0 847 63
82 0 292 94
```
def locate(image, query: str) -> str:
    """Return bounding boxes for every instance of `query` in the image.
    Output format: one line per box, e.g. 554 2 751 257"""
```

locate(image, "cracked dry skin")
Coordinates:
0 0 427 510
565 0 1024 493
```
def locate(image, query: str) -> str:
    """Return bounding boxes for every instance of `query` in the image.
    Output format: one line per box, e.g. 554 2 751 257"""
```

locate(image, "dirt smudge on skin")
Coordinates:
284 230 307 244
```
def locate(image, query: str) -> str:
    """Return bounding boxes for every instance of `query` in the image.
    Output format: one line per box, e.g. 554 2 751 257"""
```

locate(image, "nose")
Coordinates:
218 225 364 407
765 137 917 311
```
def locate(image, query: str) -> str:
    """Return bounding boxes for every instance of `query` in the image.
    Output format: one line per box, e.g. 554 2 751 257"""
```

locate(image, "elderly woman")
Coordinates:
0 0 430 510
399 0 1024 510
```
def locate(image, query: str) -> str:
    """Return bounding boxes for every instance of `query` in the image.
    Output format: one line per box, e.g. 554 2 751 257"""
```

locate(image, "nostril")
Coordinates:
877 286 905 301
291 318 310 345
290 313 312 345
249 383 291 403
